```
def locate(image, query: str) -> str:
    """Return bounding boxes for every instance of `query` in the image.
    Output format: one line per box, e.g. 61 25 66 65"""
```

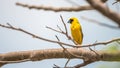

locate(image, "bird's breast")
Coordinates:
71 25 78 31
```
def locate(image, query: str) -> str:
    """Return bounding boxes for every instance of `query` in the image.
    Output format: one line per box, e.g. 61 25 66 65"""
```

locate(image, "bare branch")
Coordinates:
16 2 93 12
81 16 120 29
55 35 66 50
86 0 120 26
74 60 94 68
55 36 71 68
88 44 100 56
0 23 75 47
60 15 68 36
46 26 73 42
46 26 65 34
46 25 76 45
0 23 119 48
0 0 119 67
46 15 76 44
53 64 60 68
64 59 70 67
112 0 120 5
57 25 63 32
55 35 83 58
77 38 120 48
0 48 120 67
60 15 74 41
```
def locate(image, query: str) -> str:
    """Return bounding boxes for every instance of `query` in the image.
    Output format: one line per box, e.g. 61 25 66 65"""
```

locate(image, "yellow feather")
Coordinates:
68 17 83 45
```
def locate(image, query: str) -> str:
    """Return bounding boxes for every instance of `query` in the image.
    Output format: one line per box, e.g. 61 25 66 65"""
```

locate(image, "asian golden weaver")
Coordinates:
68 17 83 45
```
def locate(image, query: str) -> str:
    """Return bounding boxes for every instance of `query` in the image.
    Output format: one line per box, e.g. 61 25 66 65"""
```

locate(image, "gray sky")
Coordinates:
0 0 120 68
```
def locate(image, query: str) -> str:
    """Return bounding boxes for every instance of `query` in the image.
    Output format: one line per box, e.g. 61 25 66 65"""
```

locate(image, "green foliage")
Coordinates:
97 62 120 68
96 41 120 68
103 41 120 52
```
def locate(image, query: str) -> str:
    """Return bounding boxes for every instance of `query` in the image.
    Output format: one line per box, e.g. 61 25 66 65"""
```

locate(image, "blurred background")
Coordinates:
0 0 120 68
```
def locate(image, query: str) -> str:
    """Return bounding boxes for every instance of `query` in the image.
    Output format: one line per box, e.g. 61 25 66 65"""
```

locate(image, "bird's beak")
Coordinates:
67 19 73 24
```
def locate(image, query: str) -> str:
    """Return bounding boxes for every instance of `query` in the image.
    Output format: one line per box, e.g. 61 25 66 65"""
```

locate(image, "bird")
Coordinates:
67 17 83 45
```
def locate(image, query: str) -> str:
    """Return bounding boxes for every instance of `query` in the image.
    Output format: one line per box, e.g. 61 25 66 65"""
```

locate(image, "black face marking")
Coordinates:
68 19 73 24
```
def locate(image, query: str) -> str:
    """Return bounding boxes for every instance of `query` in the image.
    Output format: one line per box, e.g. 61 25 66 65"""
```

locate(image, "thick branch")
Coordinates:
16 2 93 12
86 0 120 26
0 48 120 67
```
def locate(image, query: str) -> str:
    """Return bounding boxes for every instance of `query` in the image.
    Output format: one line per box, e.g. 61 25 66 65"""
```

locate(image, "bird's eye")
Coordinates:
69 19 73 23
70 19 73 22
67 19 74 24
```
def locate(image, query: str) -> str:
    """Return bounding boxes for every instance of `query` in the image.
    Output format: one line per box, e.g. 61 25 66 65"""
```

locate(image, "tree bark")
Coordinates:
0 48 120 67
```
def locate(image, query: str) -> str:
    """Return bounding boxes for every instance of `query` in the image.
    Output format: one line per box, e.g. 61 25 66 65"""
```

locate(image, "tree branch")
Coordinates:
79 38 120 48
74 60 94 68
16 2 93 12
81 16 120 29
0 48 120 67
0 23 75 47
112 0 120 5
0 0 119 68
60 15 68 38
0 23 119 48
86 0 120 26
46 15 76 44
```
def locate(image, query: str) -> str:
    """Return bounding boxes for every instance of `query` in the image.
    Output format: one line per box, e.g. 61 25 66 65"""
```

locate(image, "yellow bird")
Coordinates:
68 17 83 45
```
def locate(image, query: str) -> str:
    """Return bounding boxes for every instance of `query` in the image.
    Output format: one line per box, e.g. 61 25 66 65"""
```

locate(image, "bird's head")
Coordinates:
67 17 78 24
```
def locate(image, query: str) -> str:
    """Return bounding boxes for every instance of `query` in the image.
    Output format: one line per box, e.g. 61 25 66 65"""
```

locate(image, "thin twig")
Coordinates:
60 15 68 36
60 15 76 44
55 35 85 68
57 25 63 32
88 41 100 57
55 35 66 50
46 25 76 45
46 15 76 44
46 26 65 34
74 60 94 68
53 64 60 68
55 36 71 68
55 35 83 58
112 0 120 5
64 59 70 67
94 40 97 50
88 46 100 56
7 23 13 27
77 38 120 48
